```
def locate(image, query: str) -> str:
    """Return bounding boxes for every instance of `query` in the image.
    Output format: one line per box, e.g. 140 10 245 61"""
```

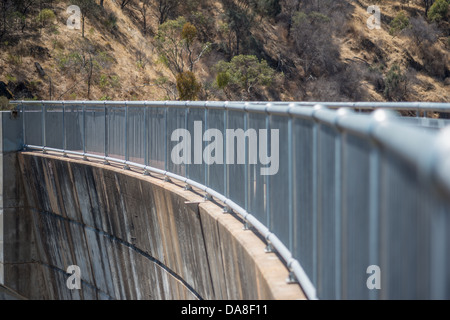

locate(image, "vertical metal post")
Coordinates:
369 146 380 300
62 102 66 156
431 204 446 300
288 116 293 253
104 102 109 165
244 108 249 211
144 102 148 169
204 104 208 187
22 102 26 149
184 106 189 179
42 102 46 153
224 105 228 198
312 120 318 288
125 102 128 161
82 101 86 159
265 111 270 229
164 103 168 172
334 130 342 300
124 102 129 169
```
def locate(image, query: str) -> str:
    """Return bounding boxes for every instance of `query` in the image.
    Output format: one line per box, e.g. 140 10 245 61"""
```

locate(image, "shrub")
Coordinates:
215 55 276 99
0 96 11 110
428 0 449 22
384 64 407 101
103 12 118 32
389 11 409 36
216 71 231 90
255 0 281 18
176 71 201 100
404 16 438 47
37 9 56 27
419 43 448 79
181 22 198 44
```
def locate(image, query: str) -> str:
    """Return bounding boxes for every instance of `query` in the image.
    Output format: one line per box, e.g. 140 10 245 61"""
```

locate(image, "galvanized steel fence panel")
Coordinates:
14 100 450 300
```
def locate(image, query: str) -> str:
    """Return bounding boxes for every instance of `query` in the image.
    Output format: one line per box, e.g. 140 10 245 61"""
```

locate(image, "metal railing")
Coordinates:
11 100 450 300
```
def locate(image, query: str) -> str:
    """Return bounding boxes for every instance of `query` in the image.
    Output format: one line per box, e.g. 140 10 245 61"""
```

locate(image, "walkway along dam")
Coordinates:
1 101 450 300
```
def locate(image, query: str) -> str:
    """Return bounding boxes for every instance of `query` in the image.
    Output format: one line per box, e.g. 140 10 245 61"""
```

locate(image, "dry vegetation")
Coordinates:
0 0 448 104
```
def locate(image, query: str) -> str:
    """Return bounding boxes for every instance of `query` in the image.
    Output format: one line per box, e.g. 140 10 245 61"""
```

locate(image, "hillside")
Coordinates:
0 0 449 105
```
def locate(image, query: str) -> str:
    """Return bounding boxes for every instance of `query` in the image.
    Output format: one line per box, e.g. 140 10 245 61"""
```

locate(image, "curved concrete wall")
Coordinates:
4 152 303 300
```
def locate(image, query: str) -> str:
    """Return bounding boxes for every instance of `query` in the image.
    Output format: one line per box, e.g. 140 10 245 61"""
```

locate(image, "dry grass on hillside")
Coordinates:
0 0 448 102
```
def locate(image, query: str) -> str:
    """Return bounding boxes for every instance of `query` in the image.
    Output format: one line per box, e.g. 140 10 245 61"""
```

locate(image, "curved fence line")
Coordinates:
10 100 450 300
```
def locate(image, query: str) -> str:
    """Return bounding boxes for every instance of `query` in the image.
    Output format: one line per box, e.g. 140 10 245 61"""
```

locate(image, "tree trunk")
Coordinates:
82 14 85 38
236 30 240 55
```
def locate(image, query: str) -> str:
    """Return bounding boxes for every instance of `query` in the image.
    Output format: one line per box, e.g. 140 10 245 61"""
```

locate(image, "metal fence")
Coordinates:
11 100 450 300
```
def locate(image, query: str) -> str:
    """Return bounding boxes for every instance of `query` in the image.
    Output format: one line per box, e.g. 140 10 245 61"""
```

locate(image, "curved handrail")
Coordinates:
10 100 450 300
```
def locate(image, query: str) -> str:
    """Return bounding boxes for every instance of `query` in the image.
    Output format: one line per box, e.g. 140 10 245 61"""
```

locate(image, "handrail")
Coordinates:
10 100 450 112
10 100 450 300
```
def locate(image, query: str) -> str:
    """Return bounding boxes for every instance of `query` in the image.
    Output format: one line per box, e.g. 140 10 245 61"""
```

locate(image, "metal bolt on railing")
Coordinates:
286 271 298 285
243 218 250 231
265 236 275 253
204 194 213 201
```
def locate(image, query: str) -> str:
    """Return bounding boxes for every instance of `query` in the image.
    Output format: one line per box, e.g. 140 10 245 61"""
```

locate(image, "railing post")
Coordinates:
124 101 130 170
164 102 168 173
369 147 380 300
204 102 209 187
334 108 347 300
312 105 322 289
21 101 26 149
224 102 228 199
82 101 86 159
184 103 189 179
286 107 296 283
265 105 271 240
42 102 46 153
288 113 293 254
104 101 109 165
144 101 149 174
62 101 66 157
244 103 249 212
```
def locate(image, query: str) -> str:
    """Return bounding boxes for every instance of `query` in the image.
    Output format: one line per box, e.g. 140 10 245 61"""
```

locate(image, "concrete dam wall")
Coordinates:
2 151 303 300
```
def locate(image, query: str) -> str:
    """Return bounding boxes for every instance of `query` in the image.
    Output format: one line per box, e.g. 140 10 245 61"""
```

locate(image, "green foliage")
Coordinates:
6 74 17 83
307 11 331 23
428 0 449 22
156 17 210 75
37 9 56 27
223 2 254 55
216 72 231 89
389 11 410 36
0 97 11 111
293 11 330 26
181 22 198 45
188 11 215 41
7 54 22 66
215 55 276 98
254 0 281 18
384 64 406 101
103 12 118 32
176 71 202 100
